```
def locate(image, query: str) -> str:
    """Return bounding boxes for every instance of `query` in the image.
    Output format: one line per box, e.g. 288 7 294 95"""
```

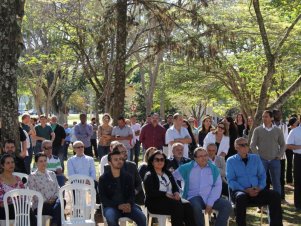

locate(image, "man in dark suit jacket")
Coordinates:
99 149 146 226
104 143 145 205
166 143 191 172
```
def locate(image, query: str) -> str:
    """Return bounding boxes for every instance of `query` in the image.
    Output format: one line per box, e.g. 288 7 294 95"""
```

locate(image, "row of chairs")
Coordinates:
5 173 268 226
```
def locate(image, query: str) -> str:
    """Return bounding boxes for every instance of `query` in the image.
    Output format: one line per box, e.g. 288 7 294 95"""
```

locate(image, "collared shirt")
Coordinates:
226 154 266 191
131 123 141 141
47 155 62 172
74 123 93 147
287 126 301 154
65 127 71 142
173 162 222 206
27 170 59 209
91 123 98 140
112 125 133 150
139 123 166 150
262 123 275 132
166 126 190 158
67 154 96 180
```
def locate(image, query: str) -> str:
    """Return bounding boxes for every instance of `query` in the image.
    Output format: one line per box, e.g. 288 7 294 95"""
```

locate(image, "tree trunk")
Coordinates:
112 0 127 125
0 0 24 145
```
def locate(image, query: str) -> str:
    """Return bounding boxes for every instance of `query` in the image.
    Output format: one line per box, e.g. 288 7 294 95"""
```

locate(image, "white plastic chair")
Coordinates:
68 175 94 188
12 173 28 188
59 184 95 226
147 211 170 226
3 189 43 226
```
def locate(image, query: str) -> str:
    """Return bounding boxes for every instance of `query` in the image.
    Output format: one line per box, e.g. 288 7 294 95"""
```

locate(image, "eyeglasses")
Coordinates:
154 158 165 162
218 126 225 130
74 146 84 149
238 143 248 147
43 146 52 150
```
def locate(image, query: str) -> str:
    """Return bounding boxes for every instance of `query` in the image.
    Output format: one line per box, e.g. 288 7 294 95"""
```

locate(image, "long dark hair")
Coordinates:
226 116 238 137
199 116 212 133
235 113 245 125
0 154 14 169
147 151 168 172
183 119 197 147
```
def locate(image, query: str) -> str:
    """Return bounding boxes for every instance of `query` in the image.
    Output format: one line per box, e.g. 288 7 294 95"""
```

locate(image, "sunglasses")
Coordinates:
218 126 225 130
74 146 84 149
154 158 165 162
43 146 52 150
238 143 248 147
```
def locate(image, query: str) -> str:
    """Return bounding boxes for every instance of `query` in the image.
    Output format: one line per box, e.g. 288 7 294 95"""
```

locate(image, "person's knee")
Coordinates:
235 193 248 206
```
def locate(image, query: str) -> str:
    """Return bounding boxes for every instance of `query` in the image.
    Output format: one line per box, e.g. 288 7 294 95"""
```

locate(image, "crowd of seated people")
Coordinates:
0 110 291 226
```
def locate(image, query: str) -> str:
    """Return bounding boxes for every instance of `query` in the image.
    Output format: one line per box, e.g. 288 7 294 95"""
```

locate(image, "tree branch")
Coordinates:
274 13 301 57
268 74 301 110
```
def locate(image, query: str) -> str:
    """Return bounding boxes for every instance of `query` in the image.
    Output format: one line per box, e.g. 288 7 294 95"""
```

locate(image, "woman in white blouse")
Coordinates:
28 153 61 226
203 121 230 157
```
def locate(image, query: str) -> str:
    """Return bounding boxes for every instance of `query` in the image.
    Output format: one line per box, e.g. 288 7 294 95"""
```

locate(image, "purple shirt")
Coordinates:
74 123 93 147
173 162 222 206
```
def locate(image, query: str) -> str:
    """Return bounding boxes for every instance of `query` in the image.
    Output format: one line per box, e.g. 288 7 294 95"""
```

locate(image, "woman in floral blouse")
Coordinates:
0 154 36 225
28 153 61 226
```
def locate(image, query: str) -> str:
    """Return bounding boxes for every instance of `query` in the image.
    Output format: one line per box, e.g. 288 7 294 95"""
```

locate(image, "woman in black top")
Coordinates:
235 113 246 137
224 116 238 159
144 151 196 226
183 119 197 159
198 116 213 146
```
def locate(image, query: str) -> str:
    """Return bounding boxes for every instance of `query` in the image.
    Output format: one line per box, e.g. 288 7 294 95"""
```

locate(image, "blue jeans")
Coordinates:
261 158 281 195
189 196 231 226
97 146 110 160
103 205 146 226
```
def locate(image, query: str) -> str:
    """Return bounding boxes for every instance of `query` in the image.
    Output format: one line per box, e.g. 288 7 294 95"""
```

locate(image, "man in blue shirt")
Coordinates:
173 147 231 226
226 137 283 226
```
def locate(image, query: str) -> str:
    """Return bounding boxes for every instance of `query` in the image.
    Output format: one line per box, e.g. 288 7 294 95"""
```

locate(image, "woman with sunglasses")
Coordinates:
203 121 230 157
144 151 196 226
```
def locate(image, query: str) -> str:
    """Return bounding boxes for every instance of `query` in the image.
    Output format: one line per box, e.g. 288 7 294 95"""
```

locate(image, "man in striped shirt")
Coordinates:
41 140 65 186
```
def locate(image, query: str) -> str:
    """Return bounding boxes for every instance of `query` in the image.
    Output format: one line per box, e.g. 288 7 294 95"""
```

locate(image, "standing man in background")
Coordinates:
50 116 66 170
75 113 93 157
130 115 141 165
21 113 36 173
250 110 285 196
35 115 55 153
90 117 98 158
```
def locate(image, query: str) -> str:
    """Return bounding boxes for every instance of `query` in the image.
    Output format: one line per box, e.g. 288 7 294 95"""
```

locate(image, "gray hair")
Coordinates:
234 137 248 148
42 140 52 149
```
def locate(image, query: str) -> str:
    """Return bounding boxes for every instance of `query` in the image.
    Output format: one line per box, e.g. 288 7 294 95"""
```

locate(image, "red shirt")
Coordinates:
139 123 166 150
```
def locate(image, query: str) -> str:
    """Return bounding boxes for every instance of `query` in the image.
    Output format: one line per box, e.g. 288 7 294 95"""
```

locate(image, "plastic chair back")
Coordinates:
59 184 95 224
3 189 43 226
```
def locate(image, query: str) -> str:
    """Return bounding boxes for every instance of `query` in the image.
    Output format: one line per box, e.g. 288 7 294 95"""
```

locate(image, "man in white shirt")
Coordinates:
67 141 96 180
286 124 301 211
130 115 141 165
165 113 192 158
